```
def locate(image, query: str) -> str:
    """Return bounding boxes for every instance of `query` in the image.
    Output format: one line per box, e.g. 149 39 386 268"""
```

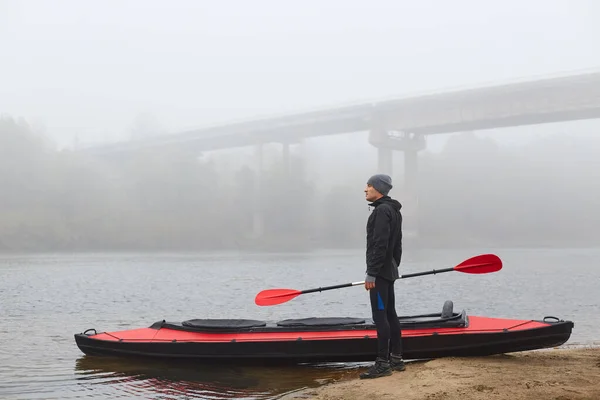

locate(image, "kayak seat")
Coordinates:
181 319 267 330
276 317 365 327
441 300 454 319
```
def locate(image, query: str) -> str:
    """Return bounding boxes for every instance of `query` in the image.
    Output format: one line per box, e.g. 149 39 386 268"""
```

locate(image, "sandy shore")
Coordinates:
282 347 600 400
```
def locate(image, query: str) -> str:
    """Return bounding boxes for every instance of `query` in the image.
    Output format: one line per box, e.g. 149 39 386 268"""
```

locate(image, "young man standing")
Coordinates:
360 173 405 379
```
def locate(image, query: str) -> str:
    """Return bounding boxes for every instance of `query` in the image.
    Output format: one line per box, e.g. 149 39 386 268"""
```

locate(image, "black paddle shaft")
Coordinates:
400 267 454 279
300 266 456 295
299 266 458 295
301 282 356 294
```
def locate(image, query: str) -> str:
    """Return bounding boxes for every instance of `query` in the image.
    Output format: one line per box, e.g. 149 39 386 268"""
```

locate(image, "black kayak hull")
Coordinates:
74 302 574 364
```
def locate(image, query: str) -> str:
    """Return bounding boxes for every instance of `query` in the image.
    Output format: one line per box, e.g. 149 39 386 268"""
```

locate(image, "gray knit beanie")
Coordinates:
367 174 393 196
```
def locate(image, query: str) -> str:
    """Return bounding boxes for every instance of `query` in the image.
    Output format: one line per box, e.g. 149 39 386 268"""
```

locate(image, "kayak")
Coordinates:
74 301 574 364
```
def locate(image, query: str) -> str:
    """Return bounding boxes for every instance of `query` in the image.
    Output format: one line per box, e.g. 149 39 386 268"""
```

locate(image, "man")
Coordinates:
359 173 405 379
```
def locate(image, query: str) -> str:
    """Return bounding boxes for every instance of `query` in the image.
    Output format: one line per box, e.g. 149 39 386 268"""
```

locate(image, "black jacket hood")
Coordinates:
369 195 402 211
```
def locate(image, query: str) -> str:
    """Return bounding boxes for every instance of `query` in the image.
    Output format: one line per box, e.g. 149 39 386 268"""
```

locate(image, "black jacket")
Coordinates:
366 196 403 281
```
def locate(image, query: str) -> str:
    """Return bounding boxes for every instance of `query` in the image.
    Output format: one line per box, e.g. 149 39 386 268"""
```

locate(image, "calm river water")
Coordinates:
1 247 599 399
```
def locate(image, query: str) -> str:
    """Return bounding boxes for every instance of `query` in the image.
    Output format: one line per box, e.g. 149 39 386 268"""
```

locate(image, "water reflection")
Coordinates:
74 355 361 399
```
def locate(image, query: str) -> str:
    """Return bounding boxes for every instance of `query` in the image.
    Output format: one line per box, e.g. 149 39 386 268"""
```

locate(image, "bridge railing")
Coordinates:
169 66 600 133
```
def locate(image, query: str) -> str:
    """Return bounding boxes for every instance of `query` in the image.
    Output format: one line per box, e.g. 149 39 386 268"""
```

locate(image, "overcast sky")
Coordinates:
1 0 599 147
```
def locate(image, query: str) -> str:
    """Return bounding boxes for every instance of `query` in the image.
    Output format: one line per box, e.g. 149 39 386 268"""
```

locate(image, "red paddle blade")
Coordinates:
254 289 302 306
454 254 502 274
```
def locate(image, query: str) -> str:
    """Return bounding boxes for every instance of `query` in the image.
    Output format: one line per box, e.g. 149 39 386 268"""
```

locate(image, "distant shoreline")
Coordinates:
1 243 600 256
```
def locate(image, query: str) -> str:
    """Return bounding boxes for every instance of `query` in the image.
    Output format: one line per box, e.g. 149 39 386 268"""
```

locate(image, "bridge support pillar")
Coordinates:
252 144 264 237
403 147 419 237
282 141 291 177
368 130 426 240
377 148 393 176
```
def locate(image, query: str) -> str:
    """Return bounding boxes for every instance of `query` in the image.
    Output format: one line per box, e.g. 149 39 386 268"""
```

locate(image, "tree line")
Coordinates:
1 116 599 252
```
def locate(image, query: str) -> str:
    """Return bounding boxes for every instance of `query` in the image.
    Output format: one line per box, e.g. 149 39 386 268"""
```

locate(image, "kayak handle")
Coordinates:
543 316 561 323
83 328 97 335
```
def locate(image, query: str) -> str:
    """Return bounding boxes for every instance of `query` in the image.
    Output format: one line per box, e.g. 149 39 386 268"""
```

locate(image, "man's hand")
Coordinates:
365 275 376 290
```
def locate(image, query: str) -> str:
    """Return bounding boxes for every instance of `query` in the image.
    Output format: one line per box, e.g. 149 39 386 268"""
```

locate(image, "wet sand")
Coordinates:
283 347 600 400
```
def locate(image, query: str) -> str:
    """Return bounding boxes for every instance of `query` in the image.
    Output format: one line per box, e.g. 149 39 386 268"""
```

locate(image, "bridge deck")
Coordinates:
84 70 600 154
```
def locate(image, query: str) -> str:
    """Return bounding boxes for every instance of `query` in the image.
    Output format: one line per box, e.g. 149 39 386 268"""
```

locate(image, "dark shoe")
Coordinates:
390 354 406 371
359 358 392 379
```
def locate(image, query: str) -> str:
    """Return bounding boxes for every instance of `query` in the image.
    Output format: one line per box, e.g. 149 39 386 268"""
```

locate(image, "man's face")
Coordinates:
365 184 382 202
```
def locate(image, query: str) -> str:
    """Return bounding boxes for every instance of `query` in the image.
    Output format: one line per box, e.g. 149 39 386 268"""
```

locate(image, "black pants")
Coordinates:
369 276 402 360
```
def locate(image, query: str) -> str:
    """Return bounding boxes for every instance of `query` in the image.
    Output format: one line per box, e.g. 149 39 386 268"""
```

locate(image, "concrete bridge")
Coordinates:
83 68 600 237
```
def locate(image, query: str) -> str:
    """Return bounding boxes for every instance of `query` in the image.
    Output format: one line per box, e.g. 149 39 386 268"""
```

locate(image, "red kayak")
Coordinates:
74 300 574 364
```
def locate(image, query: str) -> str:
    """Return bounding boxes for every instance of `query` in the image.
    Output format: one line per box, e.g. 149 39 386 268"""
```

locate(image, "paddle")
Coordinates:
254 253 502 306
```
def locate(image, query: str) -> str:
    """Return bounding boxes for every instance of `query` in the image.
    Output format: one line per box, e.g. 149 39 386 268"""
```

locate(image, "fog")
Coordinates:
1 0 600 252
